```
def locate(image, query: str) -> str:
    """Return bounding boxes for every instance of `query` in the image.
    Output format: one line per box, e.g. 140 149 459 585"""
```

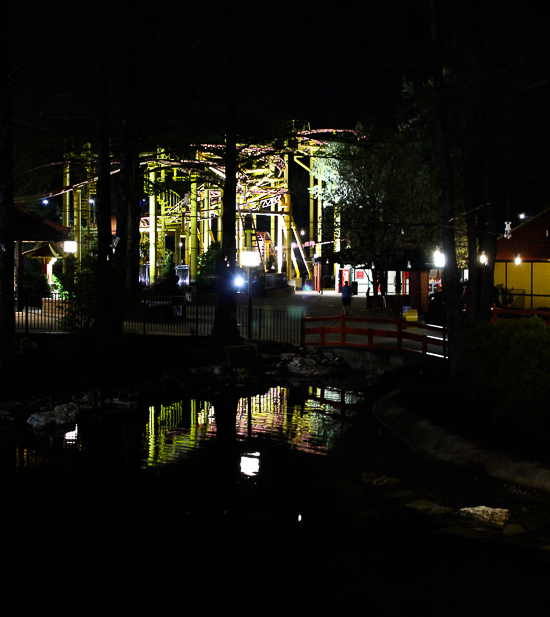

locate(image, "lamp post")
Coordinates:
240 251 260 338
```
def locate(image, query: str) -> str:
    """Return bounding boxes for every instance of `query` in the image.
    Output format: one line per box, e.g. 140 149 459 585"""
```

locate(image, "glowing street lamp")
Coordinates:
434 248 445 268
515 254 522 265
240 251 260 268
480 251 488 265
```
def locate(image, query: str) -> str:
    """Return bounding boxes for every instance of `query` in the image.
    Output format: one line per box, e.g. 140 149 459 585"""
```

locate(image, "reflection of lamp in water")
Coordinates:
64 426 78 444
240 452 260 476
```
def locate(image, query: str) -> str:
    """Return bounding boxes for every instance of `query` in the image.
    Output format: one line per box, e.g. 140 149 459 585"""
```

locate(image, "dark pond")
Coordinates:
2 383 549 613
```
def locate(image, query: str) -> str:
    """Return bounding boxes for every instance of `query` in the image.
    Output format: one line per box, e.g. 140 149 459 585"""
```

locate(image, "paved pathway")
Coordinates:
253 289 446 357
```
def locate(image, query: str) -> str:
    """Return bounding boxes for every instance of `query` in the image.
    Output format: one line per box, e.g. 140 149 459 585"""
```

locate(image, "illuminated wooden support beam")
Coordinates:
190 174 199 279
291 221 311 279
317 176 322 249
218 188 223 244
309 170 314 258
62 162 70 273
149 169 157 284
74 189 82 264
203 186 210 252
175 226 182 265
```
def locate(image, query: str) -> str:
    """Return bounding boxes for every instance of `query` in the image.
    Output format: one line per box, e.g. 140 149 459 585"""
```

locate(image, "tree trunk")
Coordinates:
117 133 141 301
0 13 14 375
460 111 481 327
212 10 240 344
125 152 142 300
430 0 463 371
479 141 497 321
94 61 117 345
116 97 141 314
212 126 240 344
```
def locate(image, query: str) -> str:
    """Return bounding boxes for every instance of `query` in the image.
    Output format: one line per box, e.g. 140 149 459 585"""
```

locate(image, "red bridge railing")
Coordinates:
301 314 448 359
491 305 550 323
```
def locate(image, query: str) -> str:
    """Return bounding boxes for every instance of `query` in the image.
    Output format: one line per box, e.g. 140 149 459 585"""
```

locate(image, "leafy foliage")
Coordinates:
198 241 222 276
50 255 98 333
459 318 550 427
311 123 443 269
164 252 176 277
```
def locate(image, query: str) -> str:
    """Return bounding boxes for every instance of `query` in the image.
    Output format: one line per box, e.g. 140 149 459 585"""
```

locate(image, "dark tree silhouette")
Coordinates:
0 5 15 374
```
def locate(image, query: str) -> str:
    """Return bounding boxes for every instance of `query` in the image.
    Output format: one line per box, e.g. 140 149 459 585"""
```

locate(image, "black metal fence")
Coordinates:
15 295 303 344
236 306 303 343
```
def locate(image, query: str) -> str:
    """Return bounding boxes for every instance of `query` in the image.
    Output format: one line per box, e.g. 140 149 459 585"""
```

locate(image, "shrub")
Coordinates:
459 317 550 427
198 242 221 275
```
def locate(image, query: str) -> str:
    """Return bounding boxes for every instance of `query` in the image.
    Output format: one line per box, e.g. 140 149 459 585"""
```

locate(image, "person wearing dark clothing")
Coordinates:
341 281 352 315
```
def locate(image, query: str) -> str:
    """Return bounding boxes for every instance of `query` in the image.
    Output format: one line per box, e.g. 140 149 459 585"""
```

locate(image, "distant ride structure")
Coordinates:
18 129 354 290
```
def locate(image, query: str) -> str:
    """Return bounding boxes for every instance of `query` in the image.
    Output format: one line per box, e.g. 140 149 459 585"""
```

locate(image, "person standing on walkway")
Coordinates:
341 281 352 315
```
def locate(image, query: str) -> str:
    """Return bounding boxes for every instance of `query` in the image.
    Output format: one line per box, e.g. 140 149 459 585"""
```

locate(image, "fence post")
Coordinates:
195 302 199 336
25 295 29 335
143 301 147 336
396 318 402 351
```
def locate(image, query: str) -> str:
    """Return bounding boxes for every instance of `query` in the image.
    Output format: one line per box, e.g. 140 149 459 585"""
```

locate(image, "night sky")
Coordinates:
5 0 550 221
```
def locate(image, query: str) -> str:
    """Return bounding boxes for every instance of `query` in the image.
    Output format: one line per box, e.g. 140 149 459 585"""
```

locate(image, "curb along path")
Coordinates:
373 389 550 494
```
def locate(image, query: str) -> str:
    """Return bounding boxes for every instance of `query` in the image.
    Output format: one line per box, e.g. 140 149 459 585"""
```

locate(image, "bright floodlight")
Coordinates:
64 241 77 253
240 251 260 267
434 248 445 268
235 275 245 287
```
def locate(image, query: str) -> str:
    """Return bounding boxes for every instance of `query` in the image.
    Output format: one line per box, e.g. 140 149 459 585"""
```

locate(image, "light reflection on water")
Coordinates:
144 385 366 468
12 385 366 474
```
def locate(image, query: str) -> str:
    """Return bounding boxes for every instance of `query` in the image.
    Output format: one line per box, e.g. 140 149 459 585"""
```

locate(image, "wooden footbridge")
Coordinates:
302 314 448 360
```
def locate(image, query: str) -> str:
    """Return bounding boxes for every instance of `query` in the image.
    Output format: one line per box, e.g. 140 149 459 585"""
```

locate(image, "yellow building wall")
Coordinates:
494 262 506 287
506 262 531 294
532 262 550 308
495 261 550 309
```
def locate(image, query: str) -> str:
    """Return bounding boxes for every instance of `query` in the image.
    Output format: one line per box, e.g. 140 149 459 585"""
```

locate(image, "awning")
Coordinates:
13 206 72 242
22 241 67 260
